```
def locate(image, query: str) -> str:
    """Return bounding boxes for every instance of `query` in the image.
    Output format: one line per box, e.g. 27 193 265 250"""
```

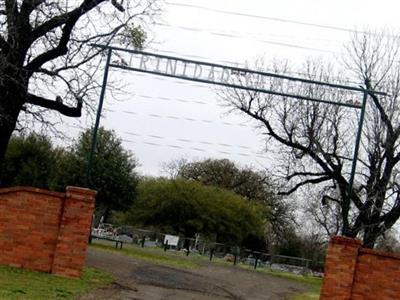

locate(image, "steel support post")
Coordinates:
86 48 113 186
348 91 368 197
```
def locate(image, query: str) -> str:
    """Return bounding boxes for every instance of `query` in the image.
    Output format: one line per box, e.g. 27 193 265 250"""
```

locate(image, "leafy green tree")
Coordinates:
123 178 265 247
178 158 241 191
52 127 138 220
0 134 56 188
167 158 294 238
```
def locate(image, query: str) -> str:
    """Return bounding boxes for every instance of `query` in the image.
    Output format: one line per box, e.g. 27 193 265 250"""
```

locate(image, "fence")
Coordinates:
90 223 321 276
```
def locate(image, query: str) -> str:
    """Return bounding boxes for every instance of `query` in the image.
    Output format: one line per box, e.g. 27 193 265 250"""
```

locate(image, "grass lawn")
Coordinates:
91 242 201 269
0 265 112 300
288 280 321 300
237 264 321 300
271 272 321 300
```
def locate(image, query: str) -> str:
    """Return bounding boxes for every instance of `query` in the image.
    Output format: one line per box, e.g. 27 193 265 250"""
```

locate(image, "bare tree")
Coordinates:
0 0 159 170
220 32 400 248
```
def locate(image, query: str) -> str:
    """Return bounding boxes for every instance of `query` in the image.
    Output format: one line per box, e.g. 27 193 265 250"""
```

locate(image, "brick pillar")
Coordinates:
320 236 362 300
51 186 96 277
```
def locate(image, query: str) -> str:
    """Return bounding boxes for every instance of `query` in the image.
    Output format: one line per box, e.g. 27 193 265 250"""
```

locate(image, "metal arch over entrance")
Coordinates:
87 44 386 199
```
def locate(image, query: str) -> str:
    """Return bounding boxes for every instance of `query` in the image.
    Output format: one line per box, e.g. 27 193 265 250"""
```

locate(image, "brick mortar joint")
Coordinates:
330 235 362 247
66 186 97 196
359 248 400 260
0 186 65 198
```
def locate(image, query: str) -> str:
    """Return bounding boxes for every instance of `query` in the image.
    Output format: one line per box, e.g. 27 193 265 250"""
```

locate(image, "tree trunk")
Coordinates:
0 82 26 182
0 121 14 165
363 226 380 249
342 224 359 239
0 113 18 186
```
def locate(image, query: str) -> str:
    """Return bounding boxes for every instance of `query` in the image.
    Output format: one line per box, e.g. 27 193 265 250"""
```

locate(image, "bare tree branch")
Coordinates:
279 176 332 195
26 0 109 71
26 93 82 117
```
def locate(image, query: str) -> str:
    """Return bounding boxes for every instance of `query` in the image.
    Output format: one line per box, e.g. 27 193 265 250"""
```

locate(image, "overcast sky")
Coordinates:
61 0 400 177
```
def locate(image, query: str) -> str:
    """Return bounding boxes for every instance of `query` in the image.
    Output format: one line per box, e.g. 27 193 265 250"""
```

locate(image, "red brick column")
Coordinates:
0 187 65 272
320 236 362 300
51 186 96 277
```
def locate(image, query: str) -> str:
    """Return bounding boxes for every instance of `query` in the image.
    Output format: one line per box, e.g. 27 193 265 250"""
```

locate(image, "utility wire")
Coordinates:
155 23 337 54
68 126 268 159
121 138 268 159
148 47 242 66
165 1 365 34
154 23 341 50
120 70 209 89
133 94 208 105
123 131 255 150
105 108 252 128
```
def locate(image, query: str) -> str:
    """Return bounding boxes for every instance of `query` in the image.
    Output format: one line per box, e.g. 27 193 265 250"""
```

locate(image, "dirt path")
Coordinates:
77 248 309 300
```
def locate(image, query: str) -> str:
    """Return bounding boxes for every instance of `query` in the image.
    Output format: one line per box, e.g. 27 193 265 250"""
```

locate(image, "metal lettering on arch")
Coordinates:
102 45 382 109
118 50 251 88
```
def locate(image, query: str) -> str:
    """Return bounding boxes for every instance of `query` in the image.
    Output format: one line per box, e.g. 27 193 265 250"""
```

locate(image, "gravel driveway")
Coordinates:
77 248 309 300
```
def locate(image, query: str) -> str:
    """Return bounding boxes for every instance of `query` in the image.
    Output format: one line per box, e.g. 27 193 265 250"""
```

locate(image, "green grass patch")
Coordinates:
0 266 112 300
281 273 321 300
289 290 321 300
265 270 321 300
238 264 321 300
91 242 201 269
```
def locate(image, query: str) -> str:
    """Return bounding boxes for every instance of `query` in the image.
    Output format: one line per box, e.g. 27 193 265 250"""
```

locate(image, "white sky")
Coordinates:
61 0 400 176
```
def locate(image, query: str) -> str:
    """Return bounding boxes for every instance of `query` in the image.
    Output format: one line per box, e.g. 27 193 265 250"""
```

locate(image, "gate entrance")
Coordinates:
87 44 386 199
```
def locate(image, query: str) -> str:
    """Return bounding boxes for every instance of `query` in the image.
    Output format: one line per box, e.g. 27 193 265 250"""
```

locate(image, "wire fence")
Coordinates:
90 223 324 277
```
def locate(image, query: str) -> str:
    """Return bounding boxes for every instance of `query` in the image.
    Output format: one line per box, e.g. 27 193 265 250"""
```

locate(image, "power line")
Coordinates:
155 23 337 54
68 125 268 159
165 1 364 34
133 94 208 105
123 131 255 151
104 70 359 112
147 47 242 66
122 70 209 89
105 109 252 128
121 137 268 159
